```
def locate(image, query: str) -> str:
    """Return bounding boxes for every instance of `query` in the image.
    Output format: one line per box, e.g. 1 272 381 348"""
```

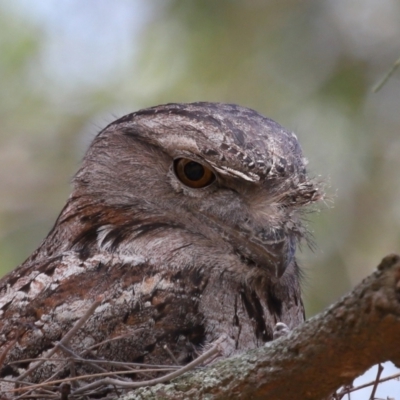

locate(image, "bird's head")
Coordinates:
66 102 322 280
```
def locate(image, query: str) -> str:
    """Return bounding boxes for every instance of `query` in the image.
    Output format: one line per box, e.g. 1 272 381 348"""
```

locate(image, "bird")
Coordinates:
0 102 320 397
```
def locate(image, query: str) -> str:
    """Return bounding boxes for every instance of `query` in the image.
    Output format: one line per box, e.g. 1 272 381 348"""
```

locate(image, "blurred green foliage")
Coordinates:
1 0 400 318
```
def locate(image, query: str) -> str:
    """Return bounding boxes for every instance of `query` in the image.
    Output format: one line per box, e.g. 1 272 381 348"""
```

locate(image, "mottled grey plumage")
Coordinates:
0 102 321 397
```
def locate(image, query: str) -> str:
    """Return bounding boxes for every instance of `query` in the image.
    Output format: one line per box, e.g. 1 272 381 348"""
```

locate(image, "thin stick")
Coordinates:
372 55 400 93
60 382 71 400
56 342 132 381
14 343 102 400
369 363 384 400
338 371 400 395
56 342 112 374
14 386 59 400
10 368 177 394
19 396 58 399
163 344 179 365
84 330 144 352
73 335 225 395
8 357 179 369
15 299 101 382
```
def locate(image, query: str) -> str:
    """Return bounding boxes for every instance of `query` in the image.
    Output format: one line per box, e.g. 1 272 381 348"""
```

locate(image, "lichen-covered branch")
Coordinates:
119 254 400 400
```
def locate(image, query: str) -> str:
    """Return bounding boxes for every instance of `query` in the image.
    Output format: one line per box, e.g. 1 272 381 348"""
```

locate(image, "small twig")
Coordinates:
68 358 78 389
15 299 101 383
10 368 176 394
13 386 59 400
14 347 89 400
337 371 400 395
0 377 43 386
84 330 144 352
57 342 113 374
56 341 132 381
76 358 179 370
335 384 352 400
16 394 58 399
369 363 384 400
111 384 121 398
14 386 59 400
72 335 226 395
12 300 102 400
60 382 71 400
162 344 179 365
8 357 180 369
372 55 400 92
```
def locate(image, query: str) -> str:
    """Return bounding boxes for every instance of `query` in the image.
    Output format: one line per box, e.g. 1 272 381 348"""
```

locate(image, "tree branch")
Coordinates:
119 254 400 400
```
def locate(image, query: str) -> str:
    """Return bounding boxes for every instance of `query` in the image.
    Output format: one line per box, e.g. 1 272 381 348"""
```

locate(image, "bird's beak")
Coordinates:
229 226 296 278
255 236 296 278
204 213 296 278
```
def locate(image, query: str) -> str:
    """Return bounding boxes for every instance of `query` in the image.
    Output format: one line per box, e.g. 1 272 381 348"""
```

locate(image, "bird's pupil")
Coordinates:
184 162 204 181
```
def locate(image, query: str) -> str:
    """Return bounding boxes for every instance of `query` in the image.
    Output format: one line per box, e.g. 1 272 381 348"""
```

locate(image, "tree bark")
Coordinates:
118 254 400 400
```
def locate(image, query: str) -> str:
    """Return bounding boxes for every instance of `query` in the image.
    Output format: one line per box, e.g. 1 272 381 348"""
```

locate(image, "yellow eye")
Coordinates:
174 158 215 188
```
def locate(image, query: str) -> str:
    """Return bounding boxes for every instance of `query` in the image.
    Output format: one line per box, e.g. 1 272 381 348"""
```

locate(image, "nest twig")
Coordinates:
0 299 224 399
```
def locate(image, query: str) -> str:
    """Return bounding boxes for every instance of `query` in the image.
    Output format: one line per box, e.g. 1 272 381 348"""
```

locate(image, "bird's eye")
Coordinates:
174 158 215 188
